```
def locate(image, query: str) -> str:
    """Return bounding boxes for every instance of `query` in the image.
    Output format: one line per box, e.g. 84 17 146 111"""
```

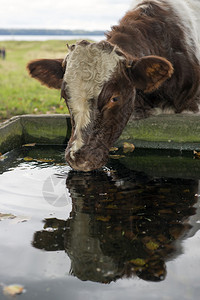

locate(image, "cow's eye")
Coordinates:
111 96 120 103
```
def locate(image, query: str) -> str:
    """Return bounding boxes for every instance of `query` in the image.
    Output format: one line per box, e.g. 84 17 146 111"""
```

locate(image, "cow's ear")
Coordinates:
27 59 65 89
127 56 173 93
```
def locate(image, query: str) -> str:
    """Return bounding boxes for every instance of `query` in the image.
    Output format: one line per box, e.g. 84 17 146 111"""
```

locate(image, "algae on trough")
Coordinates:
1 114 200 154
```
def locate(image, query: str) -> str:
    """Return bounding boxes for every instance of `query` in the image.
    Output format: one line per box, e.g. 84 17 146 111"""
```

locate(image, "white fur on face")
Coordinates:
63 42 124 159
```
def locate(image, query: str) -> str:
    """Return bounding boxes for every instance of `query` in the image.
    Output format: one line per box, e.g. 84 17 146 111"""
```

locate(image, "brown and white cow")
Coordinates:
27 0 200 171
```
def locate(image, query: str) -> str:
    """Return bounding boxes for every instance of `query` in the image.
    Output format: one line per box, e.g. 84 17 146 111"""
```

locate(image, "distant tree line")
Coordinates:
0 29 105 36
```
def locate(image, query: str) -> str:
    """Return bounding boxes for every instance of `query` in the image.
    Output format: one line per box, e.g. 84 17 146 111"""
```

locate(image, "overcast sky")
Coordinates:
0 0 133 31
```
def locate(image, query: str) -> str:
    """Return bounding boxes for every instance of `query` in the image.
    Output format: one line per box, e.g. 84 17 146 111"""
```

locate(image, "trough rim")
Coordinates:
0 113 200 154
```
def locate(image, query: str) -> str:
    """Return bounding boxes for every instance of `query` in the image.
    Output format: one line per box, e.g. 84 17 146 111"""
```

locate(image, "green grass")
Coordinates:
0 40 78 121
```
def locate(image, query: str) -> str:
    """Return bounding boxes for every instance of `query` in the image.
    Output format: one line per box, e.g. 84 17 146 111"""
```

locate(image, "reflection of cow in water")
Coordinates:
32 164 199 283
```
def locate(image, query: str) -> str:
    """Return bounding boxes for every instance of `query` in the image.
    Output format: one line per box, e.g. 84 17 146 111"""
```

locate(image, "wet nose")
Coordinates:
65 149 94 171
65 147 108 172
66 157 94 172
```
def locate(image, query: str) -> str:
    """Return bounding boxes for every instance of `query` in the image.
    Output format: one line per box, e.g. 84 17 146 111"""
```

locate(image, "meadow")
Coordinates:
0 40 77 121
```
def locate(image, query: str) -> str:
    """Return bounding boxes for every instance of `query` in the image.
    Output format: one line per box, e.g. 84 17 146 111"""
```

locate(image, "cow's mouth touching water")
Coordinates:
27 42 173 171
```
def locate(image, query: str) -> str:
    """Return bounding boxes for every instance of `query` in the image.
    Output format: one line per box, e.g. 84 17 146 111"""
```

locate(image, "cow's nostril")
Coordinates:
65 144 109 171
68 160 94 172
65 149 91 171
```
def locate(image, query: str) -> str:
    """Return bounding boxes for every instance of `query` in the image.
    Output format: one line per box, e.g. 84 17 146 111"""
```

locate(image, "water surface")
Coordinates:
0 146 200 299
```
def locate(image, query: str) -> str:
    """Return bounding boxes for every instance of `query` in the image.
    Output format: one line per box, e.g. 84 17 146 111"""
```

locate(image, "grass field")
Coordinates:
0 40 77 121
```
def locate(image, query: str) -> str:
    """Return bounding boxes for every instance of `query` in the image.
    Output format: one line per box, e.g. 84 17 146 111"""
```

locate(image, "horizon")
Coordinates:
0 28 105 32
0 0 132 31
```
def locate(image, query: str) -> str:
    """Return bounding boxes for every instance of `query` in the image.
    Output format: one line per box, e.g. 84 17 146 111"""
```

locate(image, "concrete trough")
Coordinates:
0 114 200 154
119 114 200 150
0 114 70 154
0 113 200 179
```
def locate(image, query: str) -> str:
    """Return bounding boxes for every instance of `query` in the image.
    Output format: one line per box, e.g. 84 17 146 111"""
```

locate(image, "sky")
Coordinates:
0 0 133 31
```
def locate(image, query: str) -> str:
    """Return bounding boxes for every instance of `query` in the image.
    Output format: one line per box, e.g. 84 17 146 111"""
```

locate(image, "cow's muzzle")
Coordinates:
65 145 109 172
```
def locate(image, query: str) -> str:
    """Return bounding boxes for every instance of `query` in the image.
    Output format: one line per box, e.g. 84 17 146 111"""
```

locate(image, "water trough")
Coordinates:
1 113 200 153
1 114 200 299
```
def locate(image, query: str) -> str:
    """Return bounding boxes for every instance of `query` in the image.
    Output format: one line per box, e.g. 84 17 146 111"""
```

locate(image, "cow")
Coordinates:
27 0 200 171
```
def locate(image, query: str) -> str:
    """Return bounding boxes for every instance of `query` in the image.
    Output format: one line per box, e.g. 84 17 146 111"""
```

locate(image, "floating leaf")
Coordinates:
146 241 159 250
0 213 30 223
109 147 119 152
24 157 33 161
3 284 25 296
11 216 30 224
96 216 111 222
109 155 125 159
123 142 135 153
0 213 16 221
129 258 146 266
36 158 55 163
22 143 36 147
194 150 200 158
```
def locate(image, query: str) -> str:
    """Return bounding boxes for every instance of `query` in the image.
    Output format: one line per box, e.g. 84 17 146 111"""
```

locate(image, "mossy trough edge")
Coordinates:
0 114 200 154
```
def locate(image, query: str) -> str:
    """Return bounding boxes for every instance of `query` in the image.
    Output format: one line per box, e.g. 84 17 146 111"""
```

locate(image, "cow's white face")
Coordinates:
27 40 173 171
62 41 125 161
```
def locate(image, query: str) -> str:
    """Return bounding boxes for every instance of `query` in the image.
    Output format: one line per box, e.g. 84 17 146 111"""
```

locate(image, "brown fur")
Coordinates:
106 2 200 115
27 59 64 89
27 1 200 171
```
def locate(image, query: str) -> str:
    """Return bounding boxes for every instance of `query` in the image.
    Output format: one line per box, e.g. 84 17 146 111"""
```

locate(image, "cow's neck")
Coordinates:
106 2 197 62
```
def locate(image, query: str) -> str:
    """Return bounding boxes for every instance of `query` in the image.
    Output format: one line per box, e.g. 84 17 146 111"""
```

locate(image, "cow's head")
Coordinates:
27 40 173 171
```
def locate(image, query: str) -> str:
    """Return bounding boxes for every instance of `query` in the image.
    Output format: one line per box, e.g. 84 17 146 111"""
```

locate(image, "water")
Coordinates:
0 35 105 42
0 145 200 299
